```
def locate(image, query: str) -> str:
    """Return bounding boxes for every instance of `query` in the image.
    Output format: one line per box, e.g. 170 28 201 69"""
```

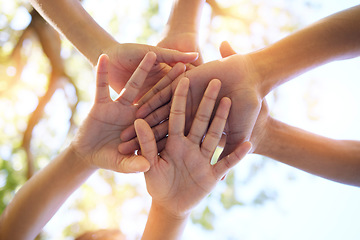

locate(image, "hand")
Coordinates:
218 42 272 154
135 77 252 217
156 0 204 66
71 52 160 173
135 41 262 158
157 31 203 66
103 42 199 99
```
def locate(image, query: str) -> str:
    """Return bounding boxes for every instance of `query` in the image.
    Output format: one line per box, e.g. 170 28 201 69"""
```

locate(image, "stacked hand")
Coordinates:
135 77 251 217
120 41 263 159
71 52 187 173
102 42 199 100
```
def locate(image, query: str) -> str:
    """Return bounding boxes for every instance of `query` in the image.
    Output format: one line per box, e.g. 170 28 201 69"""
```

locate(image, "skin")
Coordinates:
136 78 251 239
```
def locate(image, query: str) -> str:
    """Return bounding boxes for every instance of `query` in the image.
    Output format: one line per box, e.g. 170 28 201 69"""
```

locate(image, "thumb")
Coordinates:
150 46 199 64
219 41 237 58
214 141 252 179
134 119 159 166
117 155 151 173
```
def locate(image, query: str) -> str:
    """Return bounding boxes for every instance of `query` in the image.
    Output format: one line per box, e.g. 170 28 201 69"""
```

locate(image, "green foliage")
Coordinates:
0 154 26 213
191 206 215 230
220 172 244 210
136 0 160 44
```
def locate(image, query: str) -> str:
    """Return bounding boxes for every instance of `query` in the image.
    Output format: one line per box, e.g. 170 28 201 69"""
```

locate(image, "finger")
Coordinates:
118 138 139 155
201 97 231 159
168 77 189 136
120 124 137 143
135 128 168 155
137 62 186 107
136 84 172 119
116 155 151 173
121 103 170 142
213 141 252 180
117 52 157 105
119 120 169 154
95 54 111 103
219 41 237 58
187 79 222 144
134 119 158 165
149 46 199 64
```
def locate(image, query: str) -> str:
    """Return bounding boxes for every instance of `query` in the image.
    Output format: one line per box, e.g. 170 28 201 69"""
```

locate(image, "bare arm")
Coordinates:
0 147 95 240
141 202 189 240
166 0 205 33
29 0 116 65
158 0 205 65
251 4 360 97
248 100 360 187
256 117 360 187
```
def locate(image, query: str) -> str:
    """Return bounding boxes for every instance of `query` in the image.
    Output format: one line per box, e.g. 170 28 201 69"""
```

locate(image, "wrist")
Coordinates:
142 201 189 240
246 49 277 98
151 201 190 221
165 18 199 34
253 116 278 156
227 54 264 100
68 143 99 172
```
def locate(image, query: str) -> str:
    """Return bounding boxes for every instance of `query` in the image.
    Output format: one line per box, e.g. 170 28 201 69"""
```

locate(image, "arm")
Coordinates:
142 202 189 240
248 101 360 187
158 0 205 65
255 118 360 187
0 147 95 240
29 0 115 66
135 78 251 239
29 0 198 94
250 4 360 97
0 53 163 239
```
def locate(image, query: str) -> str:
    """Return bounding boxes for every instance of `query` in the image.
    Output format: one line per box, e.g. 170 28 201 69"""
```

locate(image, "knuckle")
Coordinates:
207 130 221 139
196 113 211 123
128 79 141 89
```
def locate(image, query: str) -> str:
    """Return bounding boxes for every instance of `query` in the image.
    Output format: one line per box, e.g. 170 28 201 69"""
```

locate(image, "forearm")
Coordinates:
257 118 360 187
29 0 117 65
0 146 96 240
250 5 360 97
142 202 189 240
166 0 206 33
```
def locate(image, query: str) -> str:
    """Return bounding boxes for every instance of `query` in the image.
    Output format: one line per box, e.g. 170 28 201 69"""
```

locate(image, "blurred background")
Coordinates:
1 0 360 239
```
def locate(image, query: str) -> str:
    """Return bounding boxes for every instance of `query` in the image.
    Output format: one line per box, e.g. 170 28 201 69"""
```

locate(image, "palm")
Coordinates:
76 102 137 170
136 78 252 217
72 53 161 173
145 138 215 215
